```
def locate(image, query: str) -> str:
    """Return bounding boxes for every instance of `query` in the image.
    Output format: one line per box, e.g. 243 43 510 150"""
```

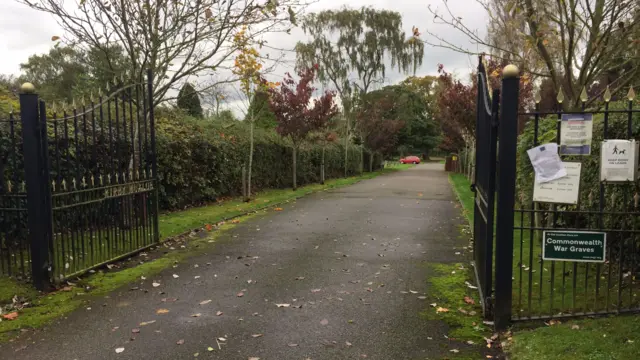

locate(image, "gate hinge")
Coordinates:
470 183 477 193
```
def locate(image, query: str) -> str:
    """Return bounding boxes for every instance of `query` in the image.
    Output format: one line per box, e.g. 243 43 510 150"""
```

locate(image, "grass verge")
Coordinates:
508 315 640 360
421 263 488 342
0 167 406 342
413 172 493 359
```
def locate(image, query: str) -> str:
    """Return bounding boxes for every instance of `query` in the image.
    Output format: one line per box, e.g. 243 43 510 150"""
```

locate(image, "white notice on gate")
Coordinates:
527 143 566 183
533 162 581 204
600 140 639 182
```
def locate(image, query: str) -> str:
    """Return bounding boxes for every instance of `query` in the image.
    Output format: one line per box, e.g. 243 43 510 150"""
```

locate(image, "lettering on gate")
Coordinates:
542 230 606 262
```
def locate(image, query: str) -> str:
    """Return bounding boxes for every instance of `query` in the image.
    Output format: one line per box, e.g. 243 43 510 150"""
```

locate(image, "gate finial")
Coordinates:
502 64 519 78
21 82 36 94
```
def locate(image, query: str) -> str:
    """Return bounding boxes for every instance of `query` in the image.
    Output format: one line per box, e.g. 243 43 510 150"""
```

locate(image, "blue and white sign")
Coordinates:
560 113 593 155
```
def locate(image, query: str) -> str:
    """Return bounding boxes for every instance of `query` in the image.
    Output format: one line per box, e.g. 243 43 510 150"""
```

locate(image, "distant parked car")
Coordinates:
400 156 421 164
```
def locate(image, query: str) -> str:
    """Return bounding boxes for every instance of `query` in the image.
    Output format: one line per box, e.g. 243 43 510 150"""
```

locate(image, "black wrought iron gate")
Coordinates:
0 71 159 289
472 59 500 316
473 57 640 330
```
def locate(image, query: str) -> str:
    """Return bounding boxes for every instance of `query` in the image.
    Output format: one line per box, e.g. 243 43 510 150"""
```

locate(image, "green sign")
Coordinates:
542 231 606 262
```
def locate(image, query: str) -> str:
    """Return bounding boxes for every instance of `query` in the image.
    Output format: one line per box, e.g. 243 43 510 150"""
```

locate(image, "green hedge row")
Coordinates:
156 112 372 210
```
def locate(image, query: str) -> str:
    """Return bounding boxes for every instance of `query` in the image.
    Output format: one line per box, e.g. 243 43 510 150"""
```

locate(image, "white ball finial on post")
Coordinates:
21 82 36 94
502 64 519 78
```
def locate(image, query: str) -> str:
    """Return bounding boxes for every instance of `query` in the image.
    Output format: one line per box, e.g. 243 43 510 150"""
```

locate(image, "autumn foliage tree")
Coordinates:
268 66 338 190
232 26 279 201
436 58 533 152
355 93 405 170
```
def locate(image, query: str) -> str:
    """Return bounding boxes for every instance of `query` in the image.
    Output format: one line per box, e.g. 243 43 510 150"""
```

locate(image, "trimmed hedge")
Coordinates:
156 111 369 210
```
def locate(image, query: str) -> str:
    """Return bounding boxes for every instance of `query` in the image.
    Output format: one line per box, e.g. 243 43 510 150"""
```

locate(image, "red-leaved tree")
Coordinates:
355 93 405 170
436 58 534 152
268 65 339 190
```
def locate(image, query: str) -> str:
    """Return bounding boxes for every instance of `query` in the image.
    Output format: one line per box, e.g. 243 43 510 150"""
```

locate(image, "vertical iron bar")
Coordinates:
627 99 634 308
603 102 611 312
147 69 159 243
527 108 540 317
8 114 18 276
39 101 54 280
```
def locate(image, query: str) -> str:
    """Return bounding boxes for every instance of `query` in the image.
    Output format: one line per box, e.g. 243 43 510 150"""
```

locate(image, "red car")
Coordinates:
400 156 421 164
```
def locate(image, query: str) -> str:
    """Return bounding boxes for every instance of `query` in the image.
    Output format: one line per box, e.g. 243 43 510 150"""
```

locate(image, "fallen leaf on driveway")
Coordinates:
320 319 329 325
252 334 264 338
2 312 18 320
311 289 321 293
172 274 179 279
216 311 223 316
346 341 352 346
436 307 449 313
191 313 201 317
177 339 185 345
409 290 418 294
115 347 125 353
417 296 427 300
450 349 459 353
274 208 283 211
237 292 245 297
430 303 437 307
200 300 212 305
131 328 140 334
217 337 227 342
156 309 170 314
288 343 298 347
152 282 160 287
276 303 290 308
139 320 156 326
464 296 476 305
161 298 177 302
249 358 260 360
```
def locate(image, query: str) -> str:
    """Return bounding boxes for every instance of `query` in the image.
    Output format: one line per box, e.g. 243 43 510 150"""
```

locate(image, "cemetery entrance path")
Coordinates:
2 164 476 360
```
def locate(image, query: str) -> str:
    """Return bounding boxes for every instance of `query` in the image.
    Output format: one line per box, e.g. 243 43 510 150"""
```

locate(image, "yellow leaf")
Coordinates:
156 308 170 314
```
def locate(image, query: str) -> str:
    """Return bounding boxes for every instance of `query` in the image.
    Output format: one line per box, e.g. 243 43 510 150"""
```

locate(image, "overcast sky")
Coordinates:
0 0 488 114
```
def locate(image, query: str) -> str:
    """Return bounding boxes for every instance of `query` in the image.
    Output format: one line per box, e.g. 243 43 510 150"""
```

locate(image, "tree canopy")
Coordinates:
427 0 639 107
177 82 203 118
20 0 308 103
296 6 425 106
19 45 129 103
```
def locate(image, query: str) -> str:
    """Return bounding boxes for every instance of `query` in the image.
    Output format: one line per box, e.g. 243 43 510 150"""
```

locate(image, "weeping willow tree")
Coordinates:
295 6 424 175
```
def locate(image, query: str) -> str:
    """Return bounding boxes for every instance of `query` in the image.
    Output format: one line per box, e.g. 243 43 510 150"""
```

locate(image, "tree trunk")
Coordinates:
246 120 254 202
292 145 297 191
344 116 349 177
242 165 247 199
359 146 364 174
321 146 325 185
369 151 374 172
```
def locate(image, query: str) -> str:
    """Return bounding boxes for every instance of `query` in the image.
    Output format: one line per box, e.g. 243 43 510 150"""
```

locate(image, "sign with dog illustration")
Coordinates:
600 139 639 182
